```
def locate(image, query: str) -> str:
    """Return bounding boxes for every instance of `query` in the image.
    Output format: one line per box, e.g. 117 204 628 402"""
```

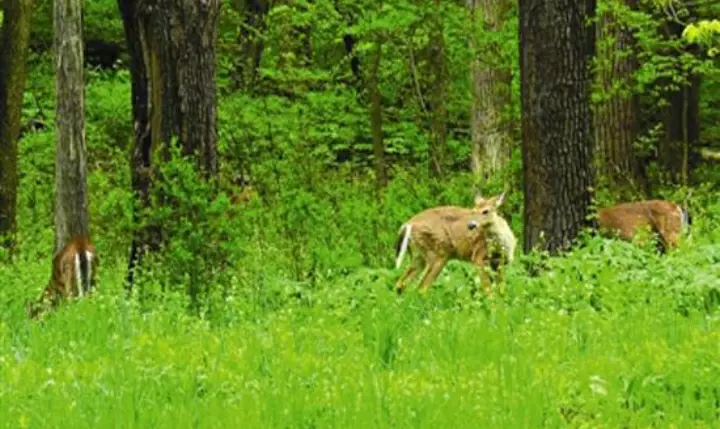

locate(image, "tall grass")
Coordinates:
1 224 718 428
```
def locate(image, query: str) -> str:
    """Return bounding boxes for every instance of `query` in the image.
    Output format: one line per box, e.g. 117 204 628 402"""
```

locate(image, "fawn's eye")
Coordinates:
481 209 489 215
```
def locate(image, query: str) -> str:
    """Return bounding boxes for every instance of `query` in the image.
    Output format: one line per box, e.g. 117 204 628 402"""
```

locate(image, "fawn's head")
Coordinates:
467 192 505 231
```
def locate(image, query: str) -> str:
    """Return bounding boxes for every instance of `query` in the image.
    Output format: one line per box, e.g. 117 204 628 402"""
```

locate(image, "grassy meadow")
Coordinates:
1 191 718 428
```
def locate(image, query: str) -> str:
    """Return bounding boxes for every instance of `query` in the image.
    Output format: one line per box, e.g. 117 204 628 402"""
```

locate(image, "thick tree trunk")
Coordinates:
122 0 221 290
368 40 386 190
520 0 597 254
138 0 220 175
118 0 154 289
54 0 89 254
0 0 34 253
593 0 643 194
468 0 512 179
427 0 448 179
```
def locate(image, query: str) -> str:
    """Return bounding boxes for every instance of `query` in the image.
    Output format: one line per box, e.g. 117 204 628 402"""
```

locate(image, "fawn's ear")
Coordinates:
474 192 485 206
494 192 506 207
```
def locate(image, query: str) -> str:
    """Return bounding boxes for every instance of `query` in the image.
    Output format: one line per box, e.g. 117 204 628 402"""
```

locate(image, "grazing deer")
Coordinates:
394 192 517 295
597 199 691 252
26 236 99 319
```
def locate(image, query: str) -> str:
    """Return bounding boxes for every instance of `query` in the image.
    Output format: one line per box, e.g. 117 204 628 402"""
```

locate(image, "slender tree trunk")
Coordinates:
656 4 700 186
468 0 512 179
0 0 34 253
368 39 386 190
54 0 89 253
660 75 700 186
427 0 448 179
235 0 269 92
122 0 221 290
593 0 643 194
520 0 597 254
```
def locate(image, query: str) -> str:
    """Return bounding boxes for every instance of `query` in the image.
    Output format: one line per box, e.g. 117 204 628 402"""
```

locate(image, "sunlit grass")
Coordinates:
1 230 718 428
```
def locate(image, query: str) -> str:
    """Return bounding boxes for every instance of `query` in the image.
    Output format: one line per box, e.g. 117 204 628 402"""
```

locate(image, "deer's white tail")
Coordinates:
395 224 412 269
680 206 691 230
74 250 93 297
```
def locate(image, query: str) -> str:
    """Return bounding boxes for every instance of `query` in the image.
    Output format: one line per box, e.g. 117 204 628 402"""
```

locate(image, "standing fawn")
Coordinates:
26 235 99 319
597 199 691 252
394 192 517 295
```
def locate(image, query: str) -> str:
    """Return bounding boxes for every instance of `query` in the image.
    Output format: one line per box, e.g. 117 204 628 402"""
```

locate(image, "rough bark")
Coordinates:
427 0 448 179
0 0 34 253
468 0 512 179
54 0 89 254
138 0 220 175
118 0 153 289
593 0 643 193
122 0 221 290
520 0 597 254
368 39 386 190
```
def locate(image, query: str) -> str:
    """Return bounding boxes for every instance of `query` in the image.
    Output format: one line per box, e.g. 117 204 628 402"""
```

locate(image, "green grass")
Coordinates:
1 232 719 428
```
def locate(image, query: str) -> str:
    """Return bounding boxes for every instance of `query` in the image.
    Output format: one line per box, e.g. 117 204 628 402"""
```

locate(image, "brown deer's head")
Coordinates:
467 192 506 232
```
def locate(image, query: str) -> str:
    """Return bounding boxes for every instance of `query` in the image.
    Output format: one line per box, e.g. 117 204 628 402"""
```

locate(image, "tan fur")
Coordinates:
230 185 256 206
597 200 686 252
394 193 516 296
26 236 99 319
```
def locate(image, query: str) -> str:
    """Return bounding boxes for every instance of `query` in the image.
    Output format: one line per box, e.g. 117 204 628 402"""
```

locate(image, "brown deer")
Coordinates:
597 199 691 252
394 192 517 295
26 235 99 319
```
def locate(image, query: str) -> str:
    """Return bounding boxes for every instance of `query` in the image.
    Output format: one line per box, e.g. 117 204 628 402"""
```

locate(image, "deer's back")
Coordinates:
406 206 485 260
598 200 682 238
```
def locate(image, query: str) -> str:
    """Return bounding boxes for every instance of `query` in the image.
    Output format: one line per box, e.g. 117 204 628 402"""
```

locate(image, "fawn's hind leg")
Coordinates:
417 255 447 294
396 254 425 294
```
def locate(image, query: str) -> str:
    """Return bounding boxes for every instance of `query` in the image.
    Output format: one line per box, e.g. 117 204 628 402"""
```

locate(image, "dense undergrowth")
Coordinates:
1 197 719 427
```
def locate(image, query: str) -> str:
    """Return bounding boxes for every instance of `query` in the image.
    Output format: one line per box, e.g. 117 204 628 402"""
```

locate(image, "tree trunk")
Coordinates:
235 0 269 92
368 39 386 190
468 0 512 179
54 0 89 253
659 74 700 186
0 0 34 254
593 0 643 194
118 0 154 290
427 0 448 179
520 0 597 254
657 3 700 186
137 0 220 174
122 0 221 289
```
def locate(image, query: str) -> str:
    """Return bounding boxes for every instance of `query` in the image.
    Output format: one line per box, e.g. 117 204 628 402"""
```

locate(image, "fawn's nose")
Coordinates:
467 220 478 230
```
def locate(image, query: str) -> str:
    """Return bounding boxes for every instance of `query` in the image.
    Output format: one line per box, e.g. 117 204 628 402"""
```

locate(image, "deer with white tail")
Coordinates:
394 192 517 296
26 235 99 319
